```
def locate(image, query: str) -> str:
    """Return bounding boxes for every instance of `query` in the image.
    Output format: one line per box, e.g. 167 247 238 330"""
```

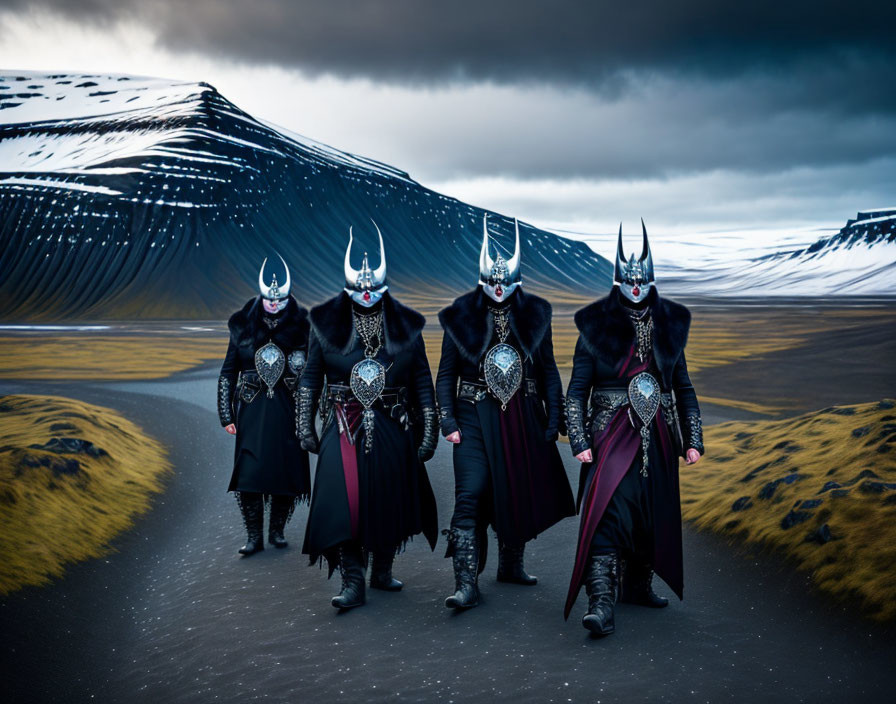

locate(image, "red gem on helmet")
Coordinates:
496 285 503 297
363 291 371 302
632 286 641 297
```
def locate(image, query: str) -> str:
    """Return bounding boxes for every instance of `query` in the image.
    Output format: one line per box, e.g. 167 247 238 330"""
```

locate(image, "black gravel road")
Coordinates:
1 371 894 704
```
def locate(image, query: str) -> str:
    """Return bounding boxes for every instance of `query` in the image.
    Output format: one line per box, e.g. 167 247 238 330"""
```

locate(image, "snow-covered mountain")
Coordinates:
739 209 896 296
0 73 610 320
560 209 896 297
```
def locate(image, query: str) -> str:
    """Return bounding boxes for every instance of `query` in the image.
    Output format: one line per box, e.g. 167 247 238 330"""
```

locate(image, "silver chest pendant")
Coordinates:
350 357 386 453
484 342 522 410
255 342 285 398
628 372 660 476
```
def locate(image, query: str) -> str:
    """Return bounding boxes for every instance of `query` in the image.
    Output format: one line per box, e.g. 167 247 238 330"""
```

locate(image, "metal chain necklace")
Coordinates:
353 309 383 358
627 307 654 363
350 309 385 453
490 305 511 344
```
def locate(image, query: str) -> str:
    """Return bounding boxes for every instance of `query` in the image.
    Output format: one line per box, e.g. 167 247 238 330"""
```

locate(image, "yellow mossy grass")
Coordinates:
681 399 896 620
0 394 172 594
0 336 226 380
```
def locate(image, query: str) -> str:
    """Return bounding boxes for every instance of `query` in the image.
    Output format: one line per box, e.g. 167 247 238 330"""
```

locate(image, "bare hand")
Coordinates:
446 431 462 444
685 448 701 465
225 423 237 435
576 449 593 463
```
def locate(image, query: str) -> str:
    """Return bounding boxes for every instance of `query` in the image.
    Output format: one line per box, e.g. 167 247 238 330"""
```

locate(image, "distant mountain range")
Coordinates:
0 73 610 320
728 209 896 296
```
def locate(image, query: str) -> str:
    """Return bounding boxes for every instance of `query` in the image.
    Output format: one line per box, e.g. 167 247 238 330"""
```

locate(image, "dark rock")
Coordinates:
781 510 812 530
858 480 894 494
27 437 107 457
818 481 841 493
21 454 42 468
826 407 856 416
741 462 770 482
799 499 823 509
878 400 895 410
50 458 82 476
731 496 753 512
758 481 779 499
884 495 896 506
852 426 870 438
805 524 833 544
830 489 850 498
49 422 77 432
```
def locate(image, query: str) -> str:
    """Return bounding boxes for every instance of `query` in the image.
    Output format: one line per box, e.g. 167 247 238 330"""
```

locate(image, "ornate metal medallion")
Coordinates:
350 357 386 410
254 342 285 398
484 342 522 410
628 372 660 424
287 350 306 375
628 372 660 477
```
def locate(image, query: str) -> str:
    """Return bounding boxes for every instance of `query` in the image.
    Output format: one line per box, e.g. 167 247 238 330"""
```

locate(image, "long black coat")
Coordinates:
437 288 575 547
300 292 438 565
563 286 702 615
219 296 311 497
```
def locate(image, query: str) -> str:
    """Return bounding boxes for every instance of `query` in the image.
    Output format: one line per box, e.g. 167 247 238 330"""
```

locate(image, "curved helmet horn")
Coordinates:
259 253 290 299
371 219 387 287
614 223 626 283
640 218 654 283
344 226 358 288
479 214 496 282
506 218 521 282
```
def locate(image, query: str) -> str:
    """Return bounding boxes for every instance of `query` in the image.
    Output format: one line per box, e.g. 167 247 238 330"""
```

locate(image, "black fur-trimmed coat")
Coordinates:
566 286 702 456
219 294 311 496
436 287 561 436
299 291 439 560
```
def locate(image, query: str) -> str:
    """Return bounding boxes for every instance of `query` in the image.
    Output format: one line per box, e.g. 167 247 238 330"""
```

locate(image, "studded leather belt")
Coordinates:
457 377 537 403
327 383 408 411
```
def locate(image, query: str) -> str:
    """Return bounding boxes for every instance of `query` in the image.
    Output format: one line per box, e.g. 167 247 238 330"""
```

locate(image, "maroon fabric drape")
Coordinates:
563 342 681 619
335 401 362 539
497 392 553 542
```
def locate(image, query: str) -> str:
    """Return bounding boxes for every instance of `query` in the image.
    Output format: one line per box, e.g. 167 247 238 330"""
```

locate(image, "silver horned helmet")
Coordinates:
614 219 656 304
258 253 291 311
479 215 521 303
344 220 388 307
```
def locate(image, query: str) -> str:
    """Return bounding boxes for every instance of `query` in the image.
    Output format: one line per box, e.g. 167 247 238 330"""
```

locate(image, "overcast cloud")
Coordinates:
0 1 893 236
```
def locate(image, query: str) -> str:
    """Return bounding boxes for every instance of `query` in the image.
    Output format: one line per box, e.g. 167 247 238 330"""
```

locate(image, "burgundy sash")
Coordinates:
563 343 652 619
335 401 363 539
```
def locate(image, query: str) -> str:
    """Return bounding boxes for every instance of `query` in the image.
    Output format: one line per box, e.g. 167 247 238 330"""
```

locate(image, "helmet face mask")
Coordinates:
615 220 655 304
344 221 388 308
259 254 290 311
479 215 521 303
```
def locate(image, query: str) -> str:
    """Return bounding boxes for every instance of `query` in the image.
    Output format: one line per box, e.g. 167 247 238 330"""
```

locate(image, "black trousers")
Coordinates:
590 453 655 561
450 406 493 533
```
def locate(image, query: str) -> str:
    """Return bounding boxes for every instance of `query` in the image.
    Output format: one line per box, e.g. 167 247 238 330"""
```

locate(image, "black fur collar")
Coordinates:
438 287 552 363
228 295 309 350
309 291 426 355
573 287 691 380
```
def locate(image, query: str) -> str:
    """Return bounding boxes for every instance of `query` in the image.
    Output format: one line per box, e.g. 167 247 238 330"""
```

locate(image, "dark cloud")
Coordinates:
5 1 894 92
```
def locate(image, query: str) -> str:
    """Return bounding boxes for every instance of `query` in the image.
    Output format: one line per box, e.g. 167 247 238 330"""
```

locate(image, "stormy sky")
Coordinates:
1 1 895 239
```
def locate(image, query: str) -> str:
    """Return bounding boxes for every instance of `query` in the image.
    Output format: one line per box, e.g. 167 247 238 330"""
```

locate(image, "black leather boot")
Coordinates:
497 543 537 585
268 495 295 548
445 527 480 610
370 552 403 591
331 544 366 610
582 551 618 636
620 558 668 608
237 492 265 556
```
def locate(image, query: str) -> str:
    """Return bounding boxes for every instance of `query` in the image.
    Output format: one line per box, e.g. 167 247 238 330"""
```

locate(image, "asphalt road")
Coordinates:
1 371 894 703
